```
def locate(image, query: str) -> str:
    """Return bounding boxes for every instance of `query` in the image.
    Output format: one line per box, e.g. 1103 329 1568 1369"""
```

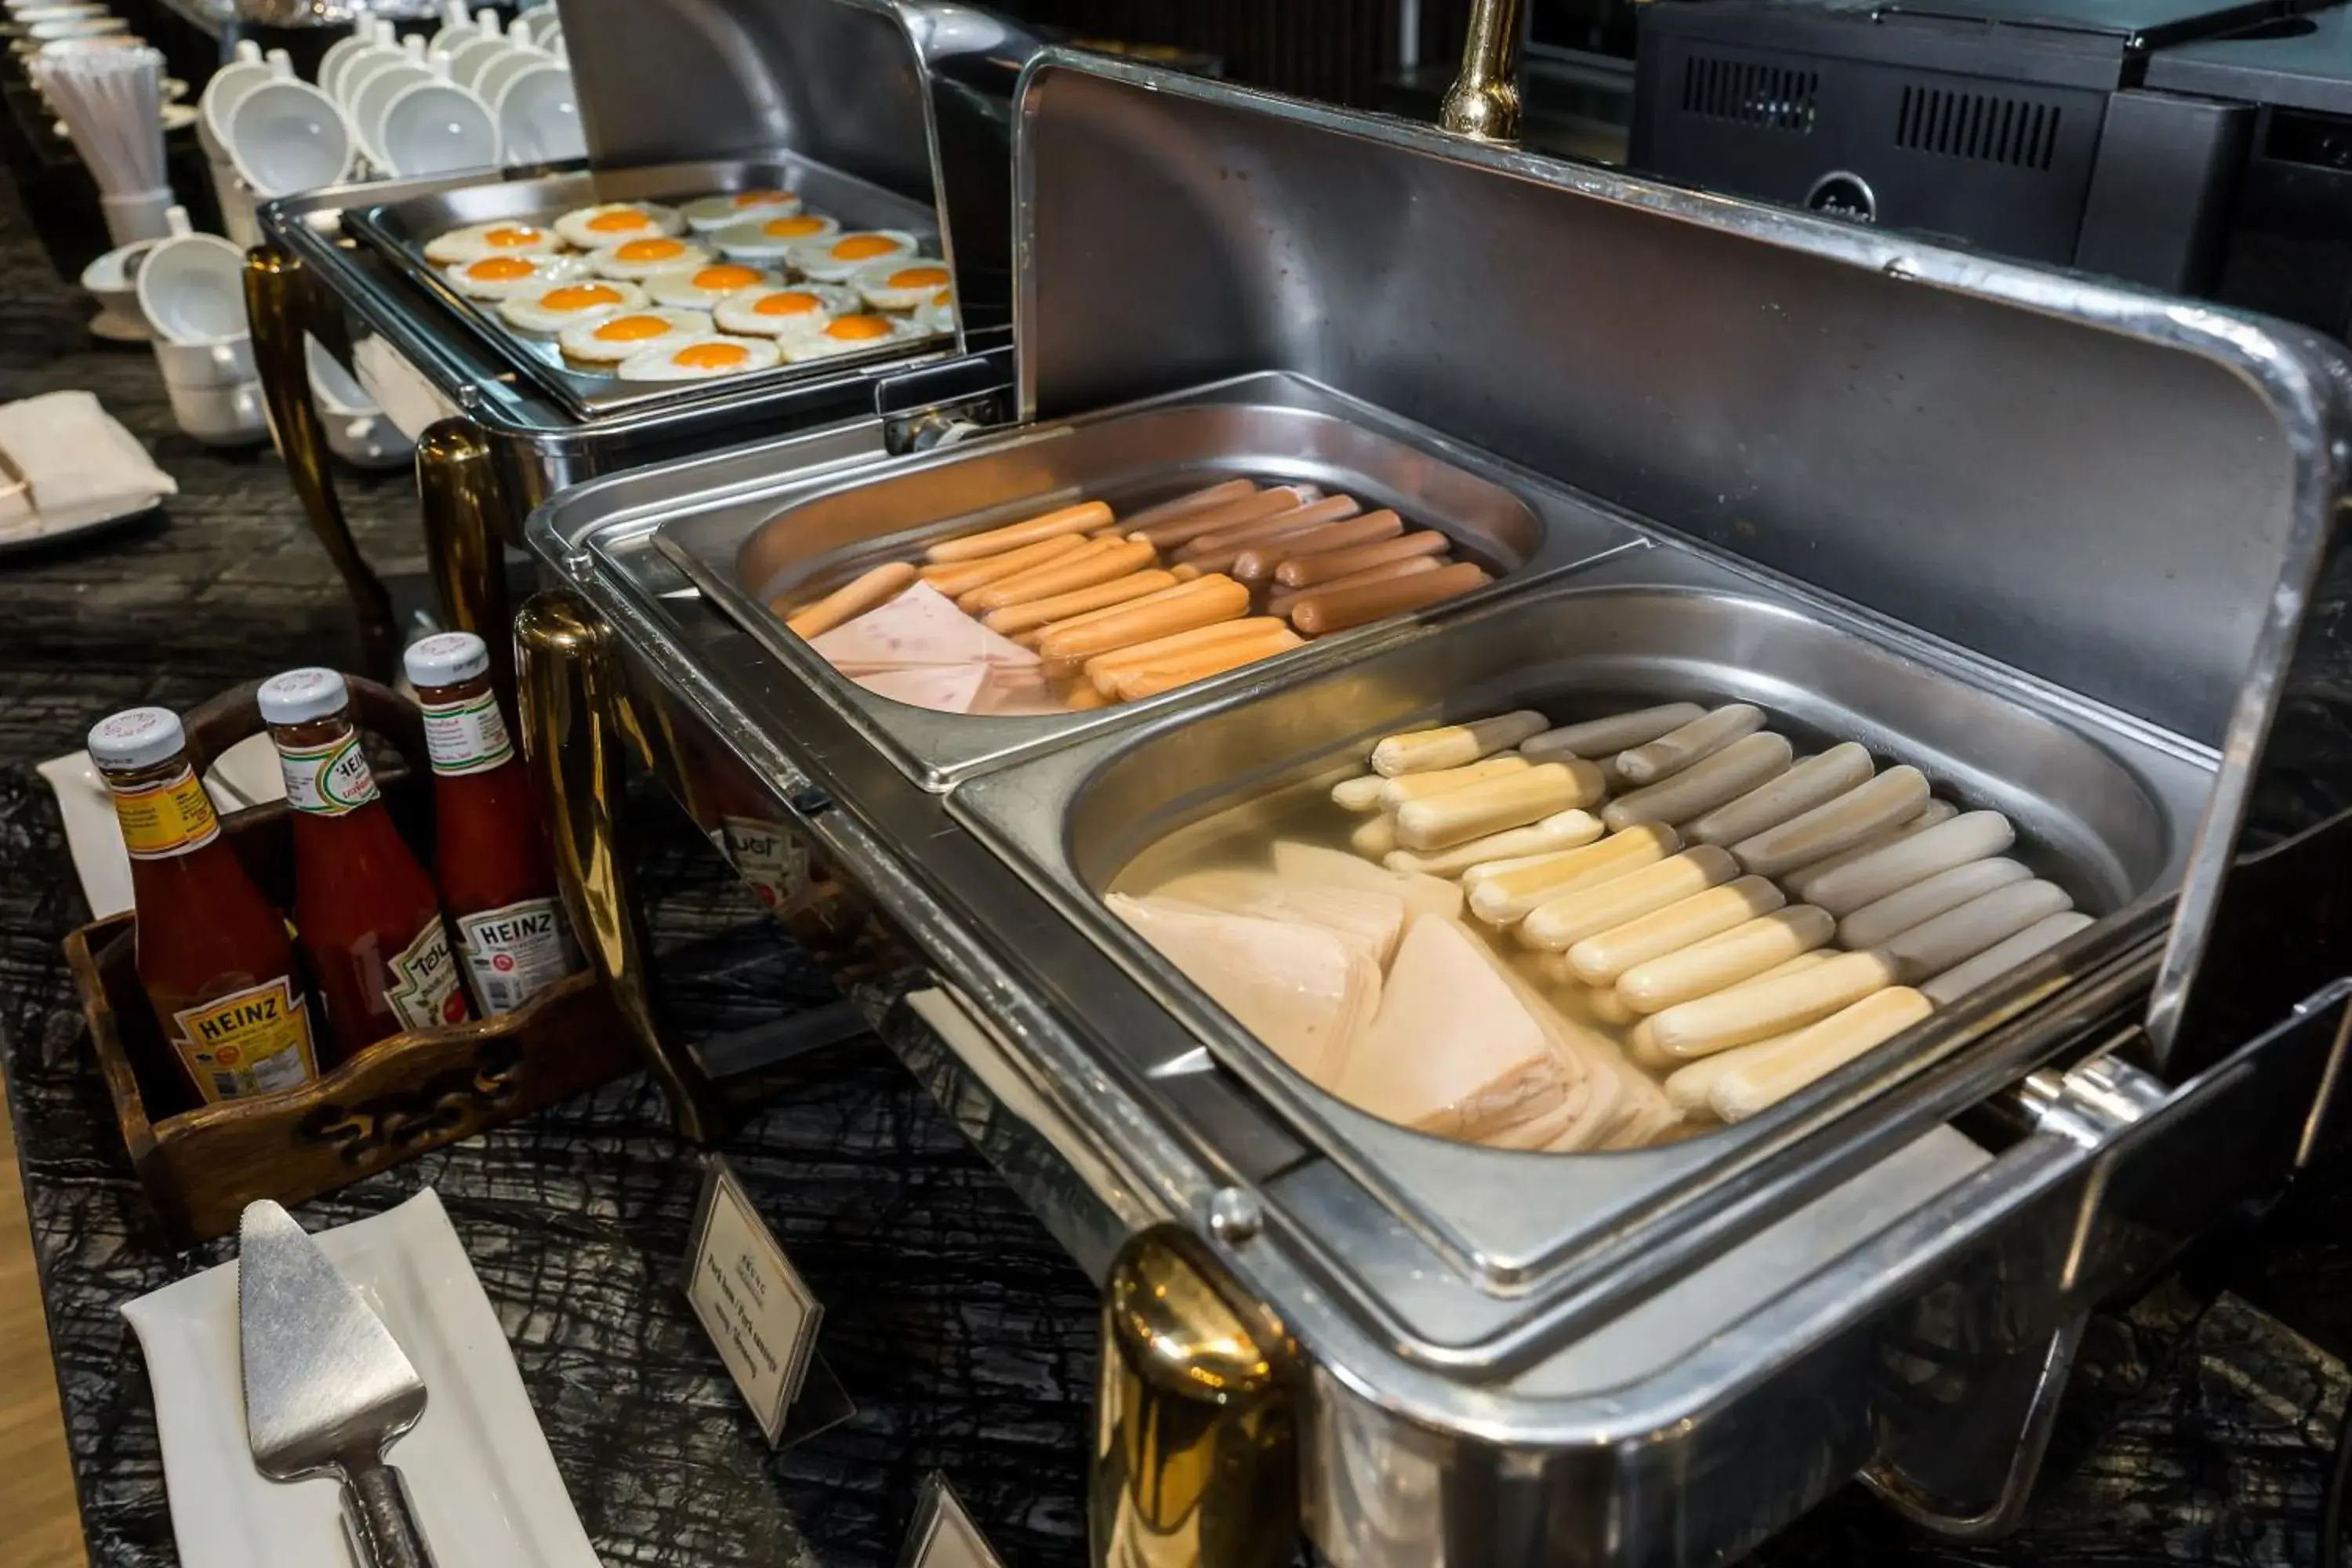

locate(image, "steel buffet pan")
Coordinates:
514 49 2352 1568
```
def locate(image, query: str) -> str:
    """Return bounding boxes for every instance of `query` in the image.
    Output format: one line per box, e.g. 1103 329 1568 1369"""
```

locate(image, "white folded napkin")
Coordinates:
40 734 286 919
0 390 175 542
121 1189 601 1568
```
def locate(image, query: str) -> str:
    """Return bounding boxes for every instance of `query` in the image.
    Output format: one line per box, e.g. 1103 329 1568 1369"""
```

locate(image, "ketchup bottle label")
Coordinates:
381 920 468 1033
456 896 578 1014
170 978 318 1102
279 735 383 816
110 767 222 859
421 691 516 777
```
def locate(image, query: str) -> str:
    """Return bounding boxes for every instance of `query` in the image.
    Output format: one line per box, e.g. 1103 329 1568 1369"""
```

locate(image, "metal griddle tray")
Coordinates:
942 539 2216 1358
344 154 950 421
652 370 1650 789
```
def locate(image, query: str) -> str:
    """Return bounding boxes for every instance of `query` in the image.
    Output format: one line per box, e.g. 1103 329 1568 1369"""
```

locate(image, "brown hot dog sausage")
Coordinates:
918 534 1087 599
1129 486 1316 550
1109 624 1305 702
924 501 1111 563
982 569 1179 636
1286 560 1491 636
1230 510 1405 583
782 561 918 639
1083 618 1292 694
1120 478 1258 532
1267 555 1440 620
1036 575 1252 666
963 539 1159 613
1175 495 1363 565
1275 529 1451 589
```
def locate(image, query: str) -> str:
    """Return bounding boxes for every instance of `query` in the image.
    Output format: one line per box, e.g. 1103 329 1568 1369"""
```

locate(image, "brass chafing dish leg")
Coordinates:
1439 0 1527 143
515 589 728 1144
416 418 516 689
1092 1226 1299 1568
243 244 399 679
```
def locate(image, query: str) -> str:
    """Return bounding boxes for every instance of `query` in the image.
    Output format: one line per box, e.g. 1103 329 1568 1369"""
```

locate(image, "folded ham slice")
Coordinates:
809 579 1047 715
1108 893 1378 1086
1269 840 1465 923
1334 915 1584 1140
1150 867 1406 970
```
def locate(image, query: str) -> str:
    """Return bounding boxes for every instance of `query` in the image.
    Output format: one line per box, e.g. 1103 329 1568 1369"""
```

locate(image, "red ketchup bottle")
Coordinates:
404 632 582 1016
89 706 322 1105
258 668 471 1060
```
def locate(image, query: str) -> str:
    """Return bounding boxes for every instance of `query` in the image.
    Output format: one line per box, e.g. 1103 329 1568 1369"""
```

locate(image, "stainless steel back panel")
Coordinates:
1011 52 2352 1074
654 371 1646 788
347 158 945 419
946 540 2213 1325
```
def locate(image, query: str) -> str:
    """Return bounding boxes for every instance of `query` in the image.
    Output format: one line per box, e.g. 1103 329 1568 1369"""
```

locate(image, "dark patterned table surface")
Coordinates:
1 172 2351 1568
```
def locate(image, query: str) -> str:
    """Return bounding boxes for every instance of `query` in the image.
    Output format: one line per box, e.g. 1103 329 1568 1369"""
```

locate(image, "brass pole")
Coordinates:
414 418 515 694
514 590 728 1145
244 245 399 680
1438 0 1528 144
1091 1227 1298 1568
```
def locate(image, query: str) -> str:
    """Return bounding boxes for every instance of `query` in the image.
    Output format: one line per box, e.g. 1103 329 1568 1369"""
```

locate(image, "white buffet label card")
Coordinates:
685 1159 823 1446
900 1474 1004 1568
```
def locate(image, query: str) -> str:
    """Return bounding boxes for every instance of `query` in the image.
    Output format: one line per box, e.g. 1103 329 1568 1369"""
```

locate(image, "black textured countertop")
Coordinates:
0 172 2349 1567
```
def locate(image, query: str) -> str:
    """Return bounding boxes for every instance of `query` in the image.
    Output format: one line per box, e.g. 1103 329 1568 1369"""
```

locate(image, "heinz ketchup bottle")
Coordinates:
403 632 581 1015
258 668 471 1059
89 706 322 1105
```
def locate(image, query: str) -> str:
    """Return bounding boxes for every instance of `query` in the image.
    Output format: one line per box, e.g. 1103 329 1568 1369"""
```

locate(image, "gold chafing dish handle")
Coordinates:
244 244 399 679
514 589 728 1144
416 418 516 692
1439 0 1527 143
1092 1225 1299 1568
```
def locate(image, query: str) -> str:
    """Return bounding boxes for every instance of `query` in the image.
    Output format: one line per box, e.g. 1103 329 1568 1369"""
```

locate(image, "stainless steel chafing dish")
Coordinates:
243 0 1040 677
509 48 2352 1568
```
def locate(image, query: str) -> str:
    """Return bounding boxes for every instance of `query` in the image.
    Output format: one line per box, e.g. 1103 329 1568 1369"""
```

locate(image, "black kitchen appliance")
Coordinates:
1629 0 2352 339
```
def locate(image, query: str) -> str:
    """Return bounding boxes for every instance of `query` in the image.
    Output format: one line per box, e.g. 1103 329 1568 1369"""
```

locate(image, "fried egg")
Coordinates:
780 310 925 361
792 229 918 282
496 279 648 336
552 201 685 249
587 234 710 281
556 307 713 367
711 281 858 339
445 252 586 299
681 189 801 232
914 288 956 336
615 334 782 383
423 220 562 265
851 258 953 312
644 260 777 310
710 212 840 262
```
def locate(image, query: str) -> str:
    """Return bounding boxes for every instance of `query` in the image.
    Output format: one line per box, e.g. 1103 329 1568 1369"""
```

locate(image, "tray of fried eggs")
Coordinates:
426 195 955 388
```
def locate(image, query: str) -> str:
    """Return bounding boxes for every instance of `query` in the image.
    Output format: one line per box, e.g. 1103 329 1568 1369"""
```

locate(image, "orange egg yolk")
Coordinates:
692 264 764 291
753 290 822 317
931 288 953 307
468 256 539 281
831 235 900 261
674 342 750 370
885 265 951 291
734 189 789 207
586 209 652 233
542 285 622 311
485 226 542 248
593 314 674 342
615 238 686 263
825 314 893 341
763 216 827 238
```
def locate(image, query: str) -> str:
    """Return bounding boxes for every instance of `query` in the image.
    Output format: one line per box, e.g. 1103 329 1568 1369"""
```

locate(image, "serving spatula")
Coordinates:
238 1199 438 1568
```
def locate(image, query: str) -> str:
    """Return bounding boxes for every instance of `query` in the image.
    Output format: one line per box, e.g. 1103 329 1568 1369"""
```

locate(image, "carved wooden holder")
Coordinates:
61 677 639 1243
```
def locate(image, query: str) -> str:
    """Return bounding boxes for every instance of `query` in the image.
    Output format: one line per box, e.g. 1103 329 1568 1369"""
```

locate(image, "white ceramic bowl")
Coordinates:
152 334 256 387
227 78 354 197
376 78 497 176
470 44 541 120
492 61 580 165
349 57 430 160
197 45 285 162
163 376 267 447
133 230 249 343
315 27 379 102
306 337 412 470
336 29 423 111
79 236 162 339
440 30 509 88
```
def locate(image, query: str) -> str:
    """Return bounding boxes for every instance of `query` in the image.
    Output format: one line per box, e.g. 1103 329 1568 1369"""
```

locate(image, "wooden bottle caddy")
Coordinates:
62 676 638 1243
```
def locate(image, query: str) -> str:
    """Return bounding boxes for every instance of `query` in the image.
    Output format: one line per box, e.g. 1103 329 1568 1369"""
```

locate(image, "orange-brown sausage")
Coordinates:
1175 495 1363 564
923 501 1112 564
1120 477 1258 532
981 568 1180 636
1061 681 1110 711
964 539 1158 613
1129 485 1316 550
1268 555 1441 620
1082 618 1292 692
1109 624 1305 702
1036 575 1252 666
1275 529 1451 589
1286 560 1491 636
1025 575 1208 641
918 534 1087 599
1230 510 1405 582
782 561 918 639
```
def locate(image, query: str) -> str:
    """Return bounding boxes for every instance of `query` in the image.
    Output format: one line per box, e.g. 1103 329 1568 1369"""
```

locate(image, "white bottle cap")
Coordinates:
403 631 489 688
256 667 351 725
88 707 186 771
